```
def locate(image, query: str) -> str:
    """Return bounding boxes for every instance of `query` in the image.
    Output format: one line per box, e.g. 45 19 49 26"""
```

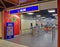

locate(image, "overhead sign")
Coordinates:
6 22 14 39
19 5 38 12
10 9 19 14
10 4 39 14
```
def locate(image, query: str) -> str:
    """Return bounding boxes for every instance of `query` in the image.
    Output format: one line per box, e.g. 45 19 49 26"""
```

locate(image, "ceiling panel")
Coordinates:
6 0 19 4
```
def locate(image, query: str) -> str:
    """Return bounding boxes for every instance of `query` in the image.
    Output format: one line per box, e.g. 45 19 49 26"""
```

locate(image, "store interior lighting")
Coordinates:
36 15 41 18
48 9 55 13
52 14 57 16
41 17 46 19
27 12 34 15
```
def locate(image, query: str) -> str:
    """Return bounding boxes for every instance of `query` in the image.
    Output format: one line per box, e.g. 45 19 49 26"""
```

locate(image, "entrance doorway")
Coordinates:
7 8 58 47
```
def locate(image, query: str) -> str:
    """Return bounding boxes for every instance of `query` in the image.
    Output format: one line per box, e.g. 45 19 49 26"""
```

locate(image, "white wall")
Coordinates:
21 14 36 34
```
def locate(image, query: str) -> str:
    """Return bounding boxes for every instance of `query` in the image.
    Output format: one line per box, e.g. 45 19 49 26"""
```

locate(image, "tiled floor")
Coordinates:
7 29 58 47
0 39 28 47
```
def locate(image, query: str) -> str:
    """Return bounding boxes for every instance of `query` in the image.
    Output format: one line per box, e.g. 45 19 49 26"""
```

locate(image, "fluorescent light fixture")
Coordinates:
48 10 55 13
41 17 45 18
27 13 34 15
36 15 41 17
52 14 57 16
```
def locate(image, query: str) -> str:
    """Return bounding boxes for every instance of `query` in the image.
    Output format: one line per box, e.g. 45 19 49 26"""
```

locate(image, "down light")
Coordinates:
52 14 57 16
48 10 55 13
41 17 45 19
27 13 34 15
36 15 41 18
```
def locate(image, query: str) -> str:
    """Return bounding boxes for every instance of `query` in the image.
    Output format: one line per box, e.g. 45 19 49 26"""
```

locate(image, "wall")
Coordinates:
0 12 2 38
21 14 36 34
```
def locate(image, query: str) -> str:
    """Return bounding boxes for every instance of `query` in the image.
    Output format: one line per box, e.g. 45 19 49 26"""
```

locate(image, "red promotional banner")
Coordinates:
3 10 21 39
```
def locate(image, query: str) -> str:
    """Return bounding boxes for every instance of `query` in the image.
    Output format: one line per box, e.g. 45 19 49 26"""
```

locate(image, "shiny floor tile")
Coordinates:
7 30 57 47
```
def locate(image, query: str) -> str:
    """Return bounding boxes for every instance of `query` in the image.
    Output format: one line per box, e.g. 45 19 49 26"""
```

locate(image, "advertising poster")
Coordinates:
6 22 14 39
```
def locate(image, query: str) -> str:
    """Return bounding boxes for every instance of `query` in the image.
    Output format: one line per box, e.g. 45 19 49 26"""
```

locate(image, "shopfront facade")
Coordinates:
0 0 58 47
1 0 57 39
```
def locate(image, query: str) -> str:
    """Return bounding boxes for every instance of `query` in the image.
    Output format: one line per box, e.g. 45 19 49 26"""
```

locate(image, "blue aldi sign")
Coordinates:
19 5 38 12
6 22 14 39
10 5 39 14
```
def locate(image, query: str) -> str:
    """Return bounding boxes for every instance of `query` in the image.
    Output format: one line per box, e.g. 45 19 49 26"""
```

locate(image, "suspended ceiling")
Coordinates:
0 0 55 11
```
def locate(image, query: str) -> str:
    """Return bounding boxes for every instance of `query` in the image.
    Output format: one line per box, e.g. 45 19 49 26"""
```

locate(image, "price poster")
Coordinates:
6 22 14 39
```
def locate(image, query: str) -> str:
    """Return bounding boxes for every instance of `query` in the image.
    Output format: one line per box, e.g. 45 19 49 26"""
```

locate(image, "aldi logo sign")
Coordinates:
10 4 39 14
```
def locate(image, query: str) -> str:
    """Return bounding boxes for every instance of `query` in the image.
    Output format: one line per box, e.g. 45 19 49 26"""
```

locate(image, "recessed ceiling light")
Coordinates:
27 13 34 15
48 10 55 13
41 17 45 18
36 15 41 17
52 14 57 16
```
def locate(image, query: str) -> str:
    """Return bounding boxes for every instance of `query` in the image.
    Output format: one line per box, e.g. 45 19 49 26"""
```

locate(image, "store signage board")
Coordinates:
10 5 39 14
20 5 38 12
6 22 14 39
10 9 19 14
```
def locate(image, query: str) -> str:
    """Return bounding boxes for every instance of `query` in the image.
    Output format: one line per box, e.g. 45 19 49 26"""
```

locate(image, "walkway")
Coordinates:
7 29 58 47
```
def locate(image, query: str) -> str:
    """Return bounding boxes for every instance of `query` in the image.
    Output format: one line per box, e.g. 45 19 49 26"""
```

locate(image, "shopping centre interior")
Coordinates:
0 0 58 47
